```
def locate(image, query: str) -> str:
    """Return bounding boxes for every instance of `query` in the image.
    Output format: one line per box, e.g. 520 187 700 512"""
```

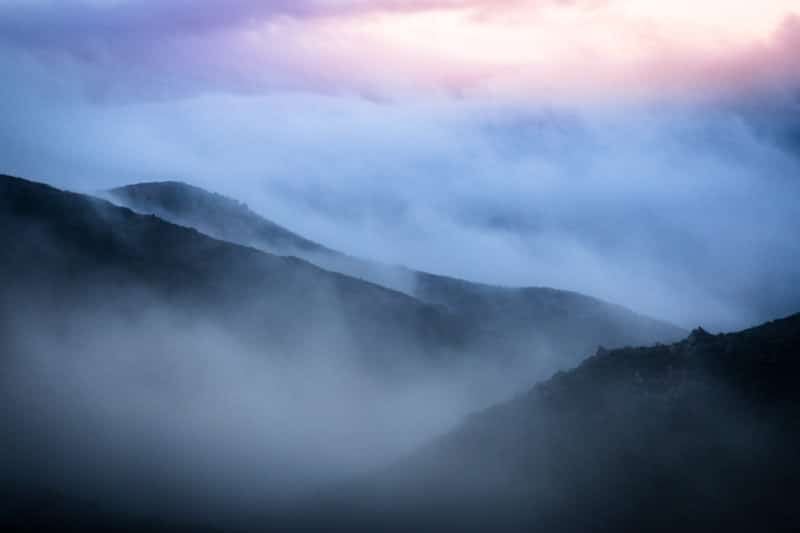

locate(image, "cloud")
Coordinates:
0 0 302 40
1 1 795 99
0 1 798 332
2 279 503 519
0 0 514 44
1 65 798 332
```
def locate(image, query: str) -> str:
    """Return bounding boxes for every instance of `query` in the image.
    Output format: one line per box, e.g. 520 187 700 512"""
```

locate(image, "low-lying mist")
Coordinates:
1 285 535 524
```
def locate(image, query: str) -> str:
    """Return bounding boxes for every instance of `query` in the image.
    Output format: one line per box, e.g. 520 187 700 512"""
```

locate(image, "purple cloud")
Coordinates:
0 0 521 95
0 0 521 47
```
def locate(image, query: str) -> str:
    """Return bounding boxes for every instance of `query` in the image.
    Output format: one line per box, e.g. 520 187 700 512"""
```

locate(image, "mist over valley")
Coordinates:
2 2 800 530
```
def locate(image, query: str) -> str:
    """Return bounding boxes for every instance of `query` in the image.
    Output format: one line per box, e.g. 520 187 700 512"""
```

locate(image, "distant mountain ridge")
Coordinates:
1 175 470 375
108 180 686 373
108 180 330 255
1 173 681 391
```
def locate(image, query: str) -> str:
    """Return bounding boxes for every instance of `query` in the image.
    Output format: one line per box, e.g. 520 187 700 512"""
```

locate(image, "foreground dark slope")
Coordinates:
304 314 800 532
109 181 685 369
0 174 469 373
7 311 795 532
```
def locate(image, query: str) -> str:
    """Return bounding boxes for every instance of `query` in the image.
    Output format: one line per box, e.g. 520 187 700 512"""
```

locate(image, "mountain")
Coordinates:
5 278 796 533
2 175 682 382
0 174 679 510
1 173 494 526
108 180 685 375
107 180 330 255
1 175 470 376
305 314 800 532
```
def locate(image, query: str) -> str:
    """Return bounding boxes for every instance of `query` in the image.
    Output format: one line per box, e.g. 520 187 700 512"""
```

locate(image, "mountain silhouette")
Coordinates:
1 175 473 377
108 180 685 375
306 313 800 532
4 173 773 533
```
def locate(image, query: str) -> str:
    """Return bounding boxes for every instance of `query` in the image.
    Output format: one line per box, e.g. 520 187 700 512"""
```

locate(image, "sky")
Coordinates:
1 0 800 330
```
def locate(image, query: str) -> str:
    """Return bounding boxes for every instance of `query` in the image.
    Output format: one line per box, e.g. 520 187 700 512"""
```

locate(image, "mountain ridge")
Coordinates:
107 179 686 372
0 173 796 532
0 174 473 372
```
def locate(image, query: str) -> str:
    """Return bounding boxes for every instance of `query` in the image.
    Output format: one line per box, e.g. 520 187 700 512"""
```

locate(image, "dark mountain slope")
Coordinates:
2 174 796 532
108 180 685 373
0 174 679 531
0 174 470 374
303 314 800 532
4 312 797 533
107 180 329 255
0 173 490 528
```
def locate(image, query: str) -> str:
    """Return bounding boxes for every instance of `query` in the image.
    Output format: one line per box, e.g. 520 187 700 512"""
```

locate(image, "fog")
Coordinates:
1 251 795 530
2 282 529 524
2 5 799 531
1 0 800 338
2 57 799 330
6 173 620 527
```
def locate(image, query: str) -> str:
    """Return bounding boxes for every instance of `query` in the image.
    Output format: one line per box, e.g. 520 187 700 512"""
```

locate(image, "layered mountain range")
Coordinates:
1 174 796 532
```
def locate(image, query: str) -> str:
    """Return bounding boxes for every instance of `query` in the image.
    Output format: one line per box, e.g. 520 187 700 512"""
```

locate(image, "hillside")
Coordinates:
5 304 794 532
2 175 472 375
310 314 800 532
0 174 722 532
108 180 685 374
107 181 329 255
1 174 493 526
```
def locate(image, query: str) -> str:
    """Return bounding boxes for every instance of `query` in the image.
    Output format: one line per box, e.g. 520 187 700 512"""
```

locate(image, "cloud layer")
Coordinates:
1 0 797 98
1 0 799 331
